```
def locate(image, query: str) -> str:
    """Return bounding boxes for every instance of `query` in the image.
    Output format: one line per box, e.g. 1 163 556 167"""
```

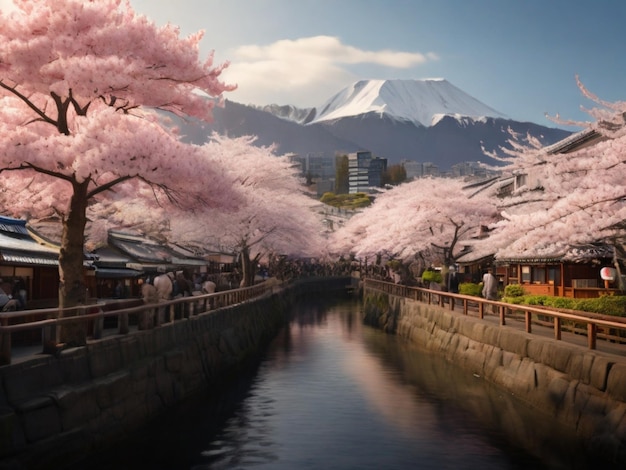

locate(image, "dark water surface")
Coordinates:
67 294 616 469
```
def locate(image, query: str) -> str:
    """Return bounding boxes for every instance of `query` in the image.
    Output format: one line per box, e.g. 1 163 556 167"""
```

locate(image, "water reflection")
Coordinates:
66 295 619 470
195 296 544 470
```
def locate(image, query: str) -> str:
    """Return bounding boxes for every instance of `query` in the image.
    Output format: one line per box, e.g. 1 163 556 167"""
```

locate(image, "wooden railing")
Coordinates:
364 278 626 352
0 281 275 366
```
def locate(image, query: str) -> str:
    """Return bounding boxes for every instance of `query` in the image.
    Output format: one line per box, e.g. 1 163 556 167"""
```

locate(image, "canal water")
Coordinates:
67 294 617 470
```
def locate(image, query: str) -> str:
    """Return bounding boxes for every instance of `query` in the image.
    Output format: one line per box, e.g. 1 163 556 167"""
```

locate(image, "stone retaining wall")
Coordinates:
0 278 349 469
363 288 626 466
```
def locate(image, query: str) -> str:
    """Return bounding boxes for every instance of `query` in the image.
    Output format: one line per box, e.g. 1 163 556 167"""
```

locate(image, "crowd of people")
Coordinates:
0 256 502 313
0 277 28 312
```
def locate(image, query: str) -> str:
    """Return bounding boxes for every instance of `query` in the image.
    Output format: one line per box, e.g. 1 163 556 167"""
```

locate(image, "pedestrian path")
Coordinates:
463 306 626 358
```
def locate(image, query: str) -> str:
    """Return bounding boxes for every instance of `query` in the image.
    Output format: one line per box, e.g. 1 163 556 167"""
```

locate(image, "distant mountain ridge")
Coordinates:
254 103 315 125
175 79 572 171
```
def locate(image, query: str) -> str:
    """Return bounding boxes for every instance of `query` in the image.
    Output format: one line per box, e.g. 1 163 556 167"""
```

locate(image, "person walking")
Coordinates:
138 278 158 329
482 267 498 300
447 267 460 294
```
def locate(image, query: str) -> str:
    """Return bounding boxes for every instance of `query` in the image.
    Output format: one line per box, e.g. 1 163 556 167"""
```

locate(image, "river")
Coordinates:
67 293 617 469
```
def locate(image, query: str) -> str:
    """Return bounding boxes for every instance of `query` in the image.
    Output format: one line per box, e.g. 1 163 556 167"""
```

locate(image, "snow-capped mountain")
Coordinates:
173 79 571 171
309 79 507 126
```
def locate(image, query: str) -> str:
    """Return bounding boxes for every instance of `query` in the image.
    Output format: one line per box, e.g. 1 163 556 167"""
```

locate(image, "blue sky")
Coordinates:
3 0 625 130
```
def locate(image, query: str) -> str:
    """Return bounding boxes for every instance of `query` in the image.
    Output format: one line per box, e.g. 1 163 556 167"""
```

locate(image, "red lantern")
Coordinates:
600 267 616 281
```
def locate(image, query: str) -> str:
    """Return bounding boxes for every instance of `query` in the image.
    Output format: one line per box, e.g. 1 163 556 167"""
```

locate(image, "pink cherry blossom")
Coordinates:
477 77 626 263
329 177 499 267
0 0 239 319
166 135 327 286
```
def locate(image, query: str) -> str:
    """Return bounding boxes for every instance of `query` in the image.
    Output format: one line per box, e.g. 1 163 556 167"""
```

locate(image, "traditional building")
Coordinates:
0 216 60 307
455 127 620 298
496 244 619 298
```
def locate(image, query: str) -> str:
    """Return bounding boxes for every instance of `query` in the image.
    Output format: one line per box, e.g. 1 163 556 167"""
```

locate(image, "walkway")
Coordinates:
475 307 626 358
363 278 626 359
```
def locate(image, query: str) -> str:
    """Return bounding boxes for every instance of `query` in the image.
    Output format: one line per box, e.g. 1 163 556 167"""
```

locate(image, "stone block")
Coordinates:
2 360 62 405
86 341 122 378
459 345 487 373
50 384 100 431
483 346 504 376
17 397 62 443
588 355 612 391
481 323 501 346
154 361 175 407
94 370 132 409
57 351 91 384
219 328 240 356
607 362 626 402
164 350 183 373
538 340 573 374
117 335 141 364
546 374 570 410
564 350 585 382
455 316 479 339
0 407 25 456
497 328 529 357
526 337 546 363
492 354 536 393
18 427 93 470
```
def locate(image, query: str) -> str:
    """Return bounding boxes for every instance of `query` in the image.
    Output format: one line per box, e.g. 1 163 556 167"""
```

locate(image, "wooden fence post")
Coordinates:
0 316 10 365
554 317 561 340
587 323 597 349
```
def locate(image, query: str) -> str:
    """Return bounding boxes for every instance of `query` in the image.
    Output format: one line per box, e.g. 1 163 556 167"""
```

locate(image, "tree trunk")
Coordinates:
239 246 258 287
57 180 90 346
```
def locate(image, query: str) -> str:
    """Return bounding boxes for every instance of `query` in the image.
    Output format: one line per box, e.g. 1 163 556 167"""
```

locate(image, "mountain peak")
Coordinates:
310 78 507 127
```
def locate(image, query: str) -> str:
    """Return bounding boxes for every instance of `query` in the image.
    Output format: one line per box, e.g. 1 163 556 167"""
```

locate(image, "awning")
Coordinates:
94 267 144 279
0 251 58 266
126 263 174 273
171 257 206 267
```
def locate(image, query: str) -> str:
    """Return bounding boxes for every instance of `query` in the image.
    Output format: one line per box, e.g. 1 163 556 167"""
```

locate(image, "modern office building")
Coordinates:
347 151 387 193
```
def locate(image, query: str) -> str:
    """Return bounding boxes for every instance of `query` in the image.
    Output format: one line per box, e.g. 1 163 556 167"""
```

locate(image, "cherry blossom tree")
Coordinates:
480 77 626 266
163 136 327 286
329 177 500 280
0 0 240 343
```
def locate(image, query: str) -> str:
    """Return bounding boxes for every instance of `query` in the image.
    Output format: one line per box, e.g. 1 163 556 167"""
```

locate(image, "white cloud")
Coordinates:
221 36 438 107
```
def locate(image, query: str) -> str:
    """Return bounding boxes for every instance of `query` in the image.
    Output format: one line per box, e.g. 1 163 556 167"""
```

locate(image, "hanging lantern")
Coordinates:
600 267 616 281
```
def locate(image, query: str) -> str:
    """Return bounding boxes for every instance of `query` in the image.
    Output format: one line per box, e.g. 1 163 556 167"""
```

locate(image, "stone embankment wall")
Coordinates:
363 288 626 466
0 278 349 470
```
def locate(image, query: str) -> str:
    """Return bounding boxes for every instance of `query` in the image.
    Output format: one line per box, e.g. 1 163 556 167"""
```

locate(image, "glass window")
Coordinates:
521 266 531 283
532 267 546 284
548 267 560 285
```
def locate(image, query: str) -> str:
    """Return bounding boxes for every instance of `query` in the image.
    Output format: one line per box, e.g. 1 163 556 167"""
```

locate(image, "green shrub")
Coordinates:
572 296 626 317
320 192 337 205
545 297 574 309
504 284 525 297
422 269 442 284
386 260 402 271
501 292 626 317
459 282 482 297
320 192 373 209
522 295 550 306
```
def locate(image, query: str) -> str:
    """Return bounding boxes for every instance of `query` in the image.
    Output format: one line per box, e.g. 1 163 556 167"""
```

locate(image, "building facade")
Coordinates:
347 151 387 193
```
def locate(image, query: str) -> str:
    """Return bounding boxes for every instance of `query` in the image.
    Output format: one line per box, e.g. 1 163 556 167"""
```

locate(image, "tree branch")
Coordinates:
0 80 57 127
86 174 134 199
0 162 74 183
